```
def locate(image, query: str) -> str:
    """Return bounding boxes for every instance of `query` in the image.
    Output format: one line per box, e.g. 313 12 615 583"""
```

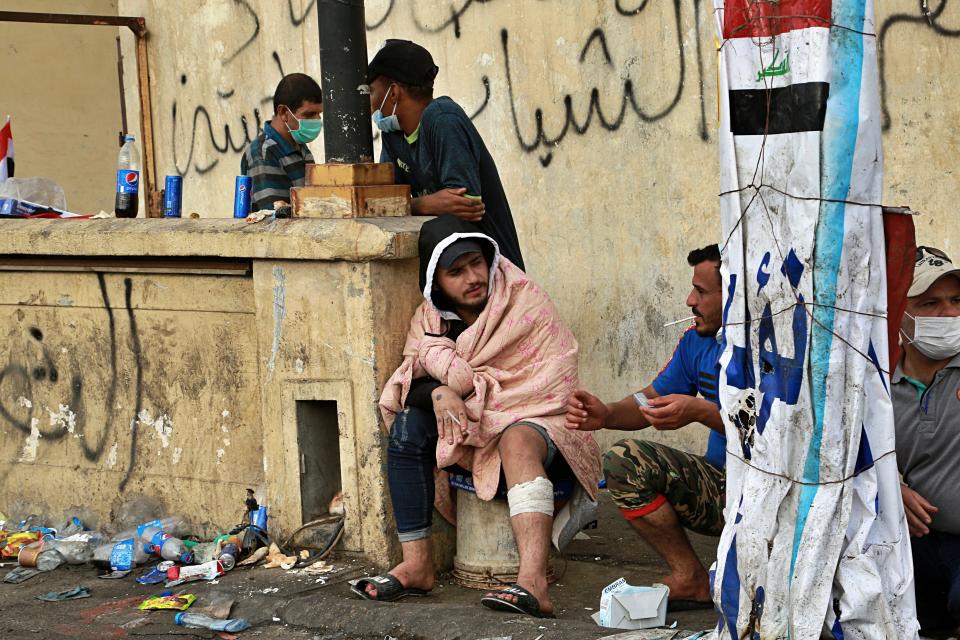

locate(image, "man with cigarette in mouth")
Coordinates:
355 215 599 619
565 244 725 612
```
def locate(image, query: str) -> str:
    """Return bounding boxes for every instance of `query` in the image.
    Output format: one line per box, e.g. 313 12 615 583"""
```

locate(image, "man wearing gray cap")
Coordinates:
893 246 960 635
367 39 524 270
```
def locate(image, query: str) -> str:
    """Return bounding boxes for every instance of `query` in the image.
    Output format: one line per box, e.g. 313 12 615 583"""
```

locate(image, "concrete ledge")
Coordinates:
0 216 427 262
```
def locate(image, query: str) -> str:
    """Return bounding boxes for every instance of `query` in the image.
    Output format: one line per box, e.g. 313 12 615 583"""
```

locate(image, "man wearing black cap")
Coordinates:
367 39 525 270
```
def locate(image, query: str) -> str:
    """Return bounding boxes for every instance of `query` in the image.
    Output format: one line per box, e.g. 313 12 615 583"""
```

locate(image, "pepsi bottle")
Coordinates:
115 135 140 218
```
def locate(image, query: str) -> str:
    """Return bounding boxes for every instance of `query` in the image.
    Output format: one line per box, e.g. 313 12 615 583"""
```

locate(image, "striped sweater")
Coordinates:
240 122 314 211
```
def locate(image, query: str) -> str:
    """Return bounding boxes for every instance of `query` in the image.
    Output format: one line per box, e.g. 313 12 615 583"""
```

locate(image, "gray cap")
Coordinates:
909 246 960 297
438 239 485 269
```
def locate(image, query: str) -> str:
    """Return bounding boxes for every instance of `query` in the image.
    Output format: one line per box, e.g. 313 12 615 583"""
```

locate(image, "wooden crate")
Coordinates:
291 184 411 218
305 163 395 187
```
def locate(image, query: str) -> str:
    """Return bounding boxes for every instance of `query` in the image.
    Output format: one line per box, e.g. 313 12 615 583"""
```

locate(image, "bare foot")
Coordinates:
660 568 711 602
364 560 435 599
484 576 554 615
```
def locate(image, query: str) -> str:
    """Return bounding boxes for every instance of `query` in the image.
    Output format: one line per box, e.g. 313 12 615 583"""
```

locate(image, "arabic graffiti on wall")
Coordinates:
165 0 711 178
0 277 145 490
164 0 960 182
878 0 960 131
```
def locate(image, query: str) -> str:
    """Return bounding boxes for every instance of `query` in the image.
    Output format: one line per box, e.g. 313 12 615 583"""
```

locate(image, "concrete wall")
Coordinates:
0 218 428 566
0 0 120 214
0 268 261 530
112 0 960 456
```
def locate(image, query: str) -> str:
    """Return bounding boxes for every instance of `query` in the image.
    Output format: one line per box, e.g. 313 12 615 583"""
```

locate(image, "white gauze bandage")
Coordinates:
507 476 554 517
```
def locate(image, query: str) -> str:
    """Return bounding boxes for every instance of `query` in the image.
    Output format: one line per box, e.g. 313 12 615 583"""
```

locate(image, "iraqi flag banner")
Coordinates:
710 1 918 638
0 117 12 184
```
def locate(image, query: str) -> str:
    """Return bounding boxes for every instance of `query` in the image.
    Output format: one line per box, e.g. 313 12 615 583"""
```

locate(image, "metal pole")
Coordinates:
116 36 128 147
317 0 373 164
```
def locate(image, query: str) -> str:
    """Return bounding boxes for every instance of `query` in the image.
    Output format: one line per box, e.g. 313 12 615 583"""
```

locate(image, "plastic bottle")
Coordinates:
135 516 189 538
92 537 149 570
115 135 140 218
46 532 103 564
90 516 188 569
56 516 86 538
34 549 66 571
173 613 250 633
16 514 45 531
140 525 193 564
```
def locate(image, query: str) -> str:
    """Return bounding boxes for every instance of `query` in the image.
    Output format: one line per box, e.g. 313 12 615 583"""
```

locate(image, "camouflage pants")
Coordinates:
603 439 725 536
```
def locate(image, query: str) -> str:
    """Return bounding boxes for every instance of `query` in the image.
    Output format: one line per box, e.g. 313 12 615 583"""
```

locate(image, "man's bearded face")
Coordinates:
686 260 723 336
436 251 489 314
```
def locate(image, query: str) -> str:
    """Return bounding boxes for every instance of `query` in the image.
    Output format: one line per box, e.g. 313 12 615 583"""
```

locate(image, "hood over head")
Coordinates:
418 215 500 320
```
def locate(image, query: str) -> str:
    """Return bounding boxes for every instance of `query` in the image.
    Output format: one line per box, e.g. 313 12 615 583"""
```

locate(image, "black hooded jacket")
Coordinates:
405 215 501 410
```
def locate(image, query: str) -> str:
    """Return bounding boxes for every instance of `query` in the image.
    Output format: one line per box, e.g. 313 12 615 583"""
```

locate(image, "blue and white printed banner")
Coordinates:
711 1 918 638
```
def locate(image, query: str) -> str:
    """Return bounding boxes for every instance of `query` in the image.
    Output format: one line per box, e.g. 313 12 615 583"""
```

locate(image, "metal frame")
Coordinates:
0 11 160 217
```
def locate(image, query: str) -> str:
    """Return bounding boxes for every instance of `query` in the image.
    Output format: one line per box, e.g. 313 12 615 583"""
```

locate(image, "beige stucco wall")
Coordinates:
0 1 120 214
6 1 957 498
112 1 959 457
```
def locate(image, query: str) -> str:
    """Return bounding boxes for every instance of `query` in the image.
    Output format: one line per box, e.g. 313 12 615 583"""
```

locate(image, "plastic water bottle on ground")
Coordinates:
47 532 103 564
174 613 250 632
93 537 149 570
140 525 193 564
135 516 188 538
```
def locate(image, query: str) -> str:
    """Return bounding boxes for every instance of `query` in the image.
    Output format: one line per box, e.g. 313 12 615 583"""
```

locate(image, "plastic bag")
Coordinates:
0 177 66 209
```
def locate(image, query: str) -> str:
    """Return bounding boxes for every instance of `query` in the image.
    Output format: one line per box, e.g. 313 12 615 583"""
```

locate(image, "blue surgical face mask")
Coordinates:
372 84 401 133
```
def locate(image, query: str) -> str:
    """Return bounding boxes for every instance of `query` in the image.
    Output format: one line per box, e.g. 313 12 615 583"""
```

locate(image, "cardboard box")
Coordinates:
591 577 669 630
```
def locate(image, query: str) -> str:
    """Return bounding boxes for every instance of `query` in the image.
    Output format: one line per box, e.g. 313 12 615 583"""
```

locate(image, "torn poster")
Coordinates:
711 1 919 637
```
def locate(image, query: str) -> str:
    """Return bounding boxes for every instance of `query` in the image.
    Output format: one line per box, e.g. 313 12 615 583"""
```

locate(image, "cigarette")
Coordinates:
445 410 462 426
663 315 696 327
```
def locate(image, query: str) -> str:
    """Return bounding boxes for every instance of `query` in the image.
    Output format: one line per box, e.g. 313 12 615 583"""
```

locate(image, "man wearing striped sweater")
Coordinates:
241 73 323 212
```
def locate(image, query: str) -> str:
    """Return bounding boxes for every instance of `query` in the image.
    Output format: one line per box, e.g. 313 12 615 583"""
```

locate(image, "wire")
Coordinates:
716 12 878 53
721 300 887 329
718 182 886 211
713 2 893 378
725 448 897 486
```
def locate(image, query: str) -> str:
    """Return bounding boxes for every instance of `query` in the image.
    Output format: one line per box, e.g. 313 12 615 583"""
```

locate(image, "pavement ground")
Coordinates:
0 493 719 639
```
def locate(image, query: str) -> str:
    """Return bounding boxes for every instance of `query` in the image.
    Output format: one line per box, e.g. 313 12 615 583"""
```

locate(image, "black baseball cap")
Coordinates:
438 239 485 269
367 39 439 87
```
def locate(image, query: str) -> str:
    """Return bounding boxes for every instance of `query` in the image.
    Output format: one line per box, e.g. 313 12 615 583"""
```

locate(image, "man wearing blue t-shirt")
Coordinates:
566 245 725 611
367 39 524 270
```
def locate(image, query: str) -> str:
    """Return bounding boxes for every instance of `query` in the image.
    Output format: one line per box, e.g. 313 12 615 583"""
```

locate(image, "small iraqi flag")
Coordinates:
0 116 13 184
722 0 831 136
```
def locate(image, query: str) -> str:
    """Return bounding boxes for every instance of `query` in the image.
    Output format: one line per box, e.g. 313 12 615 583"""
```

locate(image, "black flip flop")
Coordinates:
667 598 715 612
480 584 556 619
350 574 429 602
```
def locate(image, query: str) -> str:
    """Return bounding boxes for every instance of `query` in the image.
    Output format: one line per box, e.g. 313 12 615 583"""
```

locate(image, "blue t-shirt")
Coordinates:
651 328 726 468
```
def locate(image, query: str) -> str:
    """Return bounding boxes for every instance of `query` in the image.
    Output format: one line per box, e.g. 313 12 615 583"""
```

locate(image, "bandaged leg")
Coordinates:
492 425 555 614
507 476 554 517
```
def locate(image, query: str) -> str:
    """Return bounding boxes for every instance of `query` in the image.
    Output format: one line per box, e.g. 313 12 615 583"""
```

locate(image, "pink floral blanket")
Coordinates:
379 258 600 518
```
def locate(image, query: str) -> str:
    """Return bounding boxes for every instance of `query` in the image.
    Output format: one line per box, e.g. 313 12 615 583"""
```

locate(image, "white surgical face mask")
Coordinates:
902 312 960 360
372 85 401 133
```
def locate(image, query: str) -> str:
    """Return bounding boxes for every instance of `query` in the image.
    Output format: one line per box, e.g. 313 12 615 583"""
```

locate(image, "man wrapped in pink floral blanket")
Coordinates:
351 215 600 618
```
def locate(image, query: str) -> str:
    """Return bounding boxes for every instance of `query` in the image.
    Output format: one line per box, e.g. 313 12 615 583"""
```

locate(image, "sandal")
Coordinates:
480 583 556 618
350 573 429 602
